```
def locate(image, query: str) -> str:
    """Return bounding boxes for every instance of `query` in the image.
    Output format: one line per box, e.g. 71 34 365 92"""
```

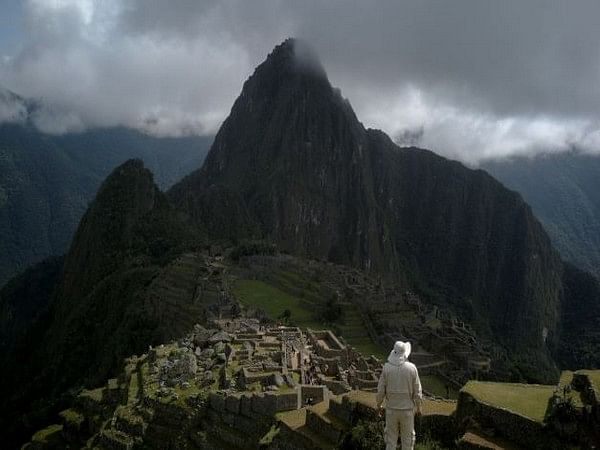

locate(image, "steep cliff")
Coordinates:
484 151 600 278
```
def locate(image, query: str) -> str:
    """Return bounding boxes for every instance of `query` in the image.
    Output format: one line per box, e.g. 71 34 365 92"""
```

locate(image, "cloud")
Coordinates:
1 0 599 162
358 85 595 165
0 87 27 124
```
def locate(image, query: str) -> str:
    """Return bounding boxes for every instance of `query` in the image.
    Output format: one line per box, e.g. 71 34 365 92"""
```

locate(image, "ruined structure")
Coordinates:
22 314 600 449
22 319 395 449
239 254 497 390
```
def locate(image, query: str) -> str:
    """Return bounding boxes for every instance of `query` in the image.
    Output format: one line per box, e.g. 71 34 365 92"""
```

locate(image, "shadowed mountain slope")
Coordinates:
483 151 600 278
0 160 208 445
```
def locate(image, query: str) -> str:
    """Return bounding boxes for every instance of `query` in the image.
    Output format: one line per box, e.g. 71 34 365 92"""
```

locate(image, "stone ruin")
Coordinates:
22 318 394 449
24 314 600 449
238 254 497 392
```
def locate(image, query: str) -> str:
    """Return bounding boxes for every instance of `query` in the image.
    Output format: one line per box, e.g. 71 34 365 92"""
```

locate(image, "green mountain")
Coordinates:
0 120 212 286
1 159 207 444
170 39 564 378
483 151 600 278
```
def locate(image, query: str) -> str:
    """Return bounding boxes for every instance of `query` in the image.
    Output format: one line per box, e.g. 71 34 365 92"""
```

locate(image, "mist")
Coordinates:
1 0 599 164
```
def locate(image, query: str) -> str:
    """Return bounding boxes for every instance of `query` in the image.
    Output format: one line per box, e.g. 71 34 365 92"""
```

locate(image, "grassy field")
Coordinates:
348 337 386 360
421 375 459 399
233 277 386 358
462 381 554 422
234 279 323 329
345 390 457 416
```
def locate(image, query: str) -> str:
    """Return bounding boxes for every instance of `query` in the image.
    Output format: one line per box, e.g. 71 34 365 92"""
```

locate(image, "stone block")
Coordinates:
300 385 327 405
275 392 299 412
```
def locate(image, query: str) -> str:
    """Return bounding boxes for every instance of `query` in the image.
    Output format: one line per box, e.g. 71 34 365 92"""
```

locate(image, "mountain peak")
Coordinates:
241 38 328 98
169 38 360 193
259 38 325 76
56 159 160 304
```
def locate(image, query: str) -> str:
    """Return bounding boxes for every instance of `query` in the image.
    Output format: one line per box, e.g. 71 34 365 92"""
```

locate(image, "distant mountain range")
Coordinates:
0 99 212 286
483 151 600 278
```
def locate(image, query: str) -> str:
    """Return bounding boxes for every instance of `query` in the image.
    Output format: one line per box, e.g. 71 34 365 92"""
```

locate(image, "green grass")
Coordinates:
421 375 459 399
32 424 63 443
462 381 554 422
234 279 323 329
59 408 84 426
348 337 386 360
234 277 385 359
259 424 281 446
79 387 104 402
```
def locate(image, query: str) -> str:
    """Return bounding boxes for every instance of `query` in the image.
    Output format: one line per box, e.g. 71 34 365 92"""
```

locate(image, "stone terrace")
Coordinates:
455 370 600 449
21 319 397 449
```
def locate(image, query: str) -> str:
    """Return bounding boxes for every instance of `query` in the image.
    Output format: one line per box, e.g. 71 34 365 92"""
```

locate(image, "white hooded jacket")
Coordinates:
376 358 423 410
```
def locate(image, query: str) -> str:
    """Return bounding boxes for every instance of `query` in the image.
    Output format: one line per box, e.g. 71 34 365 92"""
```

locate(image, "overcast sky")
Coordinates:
1 0 600 164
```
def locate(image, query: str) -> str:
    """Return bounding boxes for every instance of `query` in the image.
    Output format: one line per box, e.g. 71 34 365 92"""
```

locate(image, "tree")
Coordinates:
279 309 292 325
323 294 344 323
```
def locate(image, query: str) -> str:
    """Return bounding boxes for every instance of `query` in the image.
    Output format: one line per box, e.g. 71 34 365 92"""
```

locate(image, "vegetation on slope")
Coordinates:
557 263 600 369
483 151 600 277
0 255 63 350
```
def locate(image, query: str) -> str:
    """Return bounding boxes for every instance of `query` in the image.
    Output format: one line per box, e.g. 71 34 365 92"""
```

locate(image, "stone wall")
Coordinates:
321 378 350 395
209 390 299 418
299 385 327 405
455 391 560 449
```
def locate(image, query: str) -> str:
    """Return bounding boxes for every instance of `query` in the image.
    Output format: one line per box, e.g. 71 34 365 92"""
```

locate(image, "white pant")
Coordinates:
385 408 415 450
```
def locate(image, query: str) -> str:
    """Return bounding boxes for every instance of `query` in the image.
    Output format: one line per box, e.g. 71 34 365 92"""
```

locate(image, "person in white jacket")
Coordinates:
376 341 423 450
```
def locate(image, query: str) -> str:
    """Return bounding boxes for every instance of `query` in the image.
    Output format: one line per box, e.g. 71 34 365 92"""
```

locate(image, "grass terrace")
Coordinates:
461 381 554 422
234 277 386 359
32 424 63 444
234 279 322 329
421 374 459 399
345 390 457 416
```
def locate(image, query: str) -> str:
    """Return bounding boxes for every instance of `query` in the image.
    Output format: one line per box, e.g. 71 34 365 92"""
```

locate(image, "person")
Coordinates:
376 341 423 450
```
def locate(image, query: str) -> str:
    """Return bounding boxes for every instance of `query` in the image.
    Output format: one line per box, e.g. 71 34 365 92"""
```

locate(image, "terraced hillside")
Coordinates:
233 270 384 359
230 255 468 397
